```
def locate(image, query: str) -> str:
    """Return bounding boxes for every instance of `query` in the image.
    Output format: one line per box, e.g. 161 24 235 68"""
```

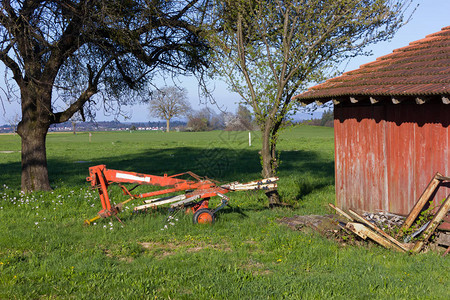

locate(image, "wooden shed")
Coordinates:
294 26 450 215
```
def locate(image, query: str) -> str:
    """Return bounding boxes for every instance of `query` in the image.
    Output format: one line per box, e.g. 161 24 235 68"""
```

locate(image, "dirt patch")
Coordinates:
103 248 134 263
241 260 272 276
139 240 231 258
278 214 365 246
278 214 346 233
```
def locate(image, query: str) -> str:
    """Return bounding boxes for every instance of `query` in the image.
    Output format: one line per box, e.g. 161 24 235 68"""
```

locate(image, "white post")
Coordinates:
249 131 251 147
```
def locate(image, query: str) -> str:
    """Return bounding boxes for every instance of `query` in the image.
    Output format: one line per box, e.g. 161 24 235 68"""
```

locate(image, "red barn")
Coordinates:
294 27 450 215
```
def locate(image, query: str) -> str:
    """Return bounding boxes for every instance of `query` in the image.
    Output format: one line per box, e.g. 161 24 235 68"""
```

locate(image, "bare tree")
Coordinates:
210 0 409 206
225 104 254 131
0 0 211 192
70 111 83 135
187 107 225 131
149 87 191 132
4 111 20 134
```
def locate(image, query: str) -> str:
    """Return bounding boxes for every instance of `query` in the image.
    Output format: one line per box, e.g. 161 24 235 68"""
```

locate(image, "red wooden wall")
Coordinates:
334 101 450 215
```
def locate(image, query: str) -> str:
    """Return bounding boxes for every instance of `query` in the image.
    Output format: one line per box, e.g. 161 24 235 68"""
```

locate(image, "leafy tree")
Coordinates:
225 104 254 131
209 0 408 206
0 0 210 192
187 107 224 131
320 109 334 127
149 86 191 132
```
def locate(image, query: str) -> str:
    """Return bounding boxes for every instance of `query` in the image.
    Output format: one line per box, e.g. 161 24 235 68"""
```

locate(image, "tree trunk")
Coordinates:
72 121 77 135
166 118 170 132
17 82 53 192
261 124 282 207
17 119 51 192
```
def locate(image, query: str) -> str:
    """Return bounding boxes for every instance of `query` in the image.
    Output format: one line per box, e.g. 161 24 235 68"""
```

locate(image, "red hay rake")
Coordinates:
85 164 278 225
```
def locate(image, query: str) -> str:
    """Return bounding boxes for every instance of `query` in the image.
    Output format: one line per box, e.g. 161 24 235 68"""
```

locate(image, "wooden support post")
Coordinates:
348 209 409 252
411 194 450 253
345 222 404 252
397 173 443 237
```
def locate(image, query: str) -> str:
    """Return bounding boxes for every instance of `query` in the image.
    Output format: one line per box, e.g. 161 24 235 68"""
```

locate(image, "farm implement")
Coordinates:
85 164 278 225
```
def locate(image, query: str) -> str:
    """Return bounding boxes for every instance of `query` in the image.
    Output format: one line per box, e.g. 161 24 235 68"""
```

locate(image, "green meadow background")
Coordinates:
0 127 448 299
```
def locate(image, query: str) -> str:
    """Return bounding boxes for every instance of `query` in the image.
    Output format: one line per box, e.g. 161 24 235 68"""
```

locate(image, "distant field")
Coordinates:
0 126 448 299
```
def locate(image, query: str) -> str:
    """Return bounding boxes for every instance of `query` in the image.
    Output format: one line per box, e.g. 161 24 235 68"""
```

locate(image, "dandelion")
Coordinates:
277 259 282 262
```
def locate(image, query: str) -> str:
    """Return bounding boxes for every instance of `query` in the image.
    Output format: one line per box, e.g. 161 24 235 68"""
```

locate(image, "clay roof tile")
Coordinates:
294 26 450 103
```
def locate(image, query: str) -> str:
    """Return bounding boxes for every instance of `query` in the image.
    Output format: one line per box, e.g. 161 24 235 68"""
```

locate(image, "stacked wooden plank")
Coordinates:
330 173 450 254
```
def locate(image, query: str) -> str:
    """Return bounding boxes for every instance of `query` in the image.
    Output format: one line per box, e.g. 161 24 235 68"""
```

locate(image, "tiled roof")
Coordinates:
294 26 450 103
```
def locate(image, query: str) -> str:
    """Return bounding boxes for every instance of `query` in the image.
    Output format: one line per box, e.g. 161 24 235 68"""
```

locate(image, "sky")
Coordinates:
1 0 449 123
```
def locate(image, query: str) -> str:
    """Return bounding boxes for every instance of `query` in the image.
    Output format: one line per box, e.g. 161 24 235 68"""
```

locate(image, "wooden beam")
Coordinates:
415 97 428 105
345 222 405 252
350 97 358 103
348 209 409 252
391 96 403 104
315 100 324 106
411 193 450 253
442 96 450 104
436 174 450 181
397 173 443 237
328 203 353 221
369 97 379 104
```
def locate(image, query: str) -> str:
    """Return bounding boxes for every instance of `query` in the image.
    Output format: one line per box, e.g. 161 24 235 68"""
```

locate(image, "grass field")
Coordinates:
0 126 448 299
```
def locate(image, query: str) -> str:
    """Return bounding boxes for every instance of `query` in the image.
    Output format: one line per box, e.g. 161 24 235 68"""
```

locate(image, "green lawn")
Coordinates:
0 127 448 299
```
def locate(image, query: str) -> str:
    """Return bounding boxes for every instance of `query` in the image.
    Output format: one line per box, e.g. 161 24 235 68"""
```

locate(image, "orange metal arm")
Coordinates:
86 165 218 220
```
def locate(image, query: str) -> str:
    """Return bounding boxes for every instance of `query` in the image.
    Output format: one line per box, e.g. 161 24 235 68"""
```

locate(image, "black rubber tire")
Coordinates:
193 208 215 224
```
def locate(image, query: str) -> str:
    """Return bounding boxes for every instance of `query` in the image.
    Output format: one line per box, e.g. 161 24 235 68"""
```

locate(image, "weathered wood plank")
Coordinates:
436 174 450 181
348 209 409 252
345 222 367 240
345 222 404 252
411 193 450 253
397 173 443 237
329 203 353 221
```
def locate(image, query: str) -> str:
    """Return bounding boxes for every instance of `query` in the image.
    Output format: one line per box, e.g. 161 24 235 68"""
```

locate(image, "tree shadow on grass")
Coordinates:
0 147 335 203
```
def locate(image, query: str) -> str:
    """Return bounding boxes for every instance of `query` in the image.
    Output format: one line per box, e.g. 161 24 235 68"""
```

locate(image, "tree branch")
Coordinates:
51 57 113 124
0 43 24 88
